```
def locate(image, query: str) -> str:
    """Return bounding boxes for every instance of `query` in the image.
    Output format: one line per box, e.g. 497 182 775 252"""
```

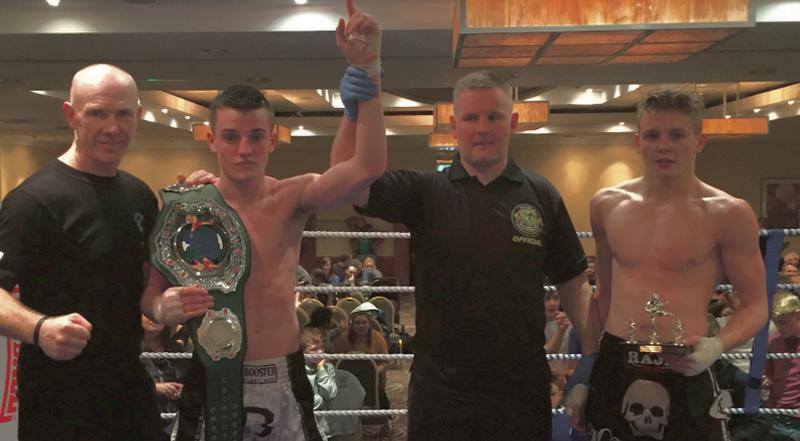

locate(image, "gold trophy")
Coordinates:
622 293 691 355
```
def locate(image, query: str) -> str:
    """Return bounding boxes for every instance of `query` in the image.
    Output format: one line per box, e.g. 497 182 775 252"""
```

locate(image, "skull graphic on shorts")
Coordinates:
621 379 669 440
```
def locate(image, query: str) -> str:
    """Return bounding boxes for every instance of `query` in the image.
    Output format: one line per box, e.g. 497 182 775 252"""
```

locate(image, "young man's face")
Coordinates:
451 87 518 172
208 107 276 182
635 110 706 179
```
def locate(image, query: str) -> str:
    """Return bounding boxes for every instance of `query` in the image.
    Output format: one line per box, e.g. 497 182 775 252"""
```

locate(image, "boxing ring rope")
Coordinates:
147 228 800 423
141 351 800 362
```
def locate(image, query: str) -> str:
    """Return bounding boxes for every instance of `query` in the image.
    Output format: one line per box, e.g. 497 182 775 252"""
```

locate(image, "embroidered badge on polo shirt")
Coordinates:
511 203 543 246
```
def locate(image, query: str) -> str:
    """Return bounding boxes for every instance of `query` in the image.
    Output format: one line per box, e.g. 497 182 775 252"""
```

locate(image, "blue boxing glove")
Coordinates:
564 353 596 432
340 66 377 121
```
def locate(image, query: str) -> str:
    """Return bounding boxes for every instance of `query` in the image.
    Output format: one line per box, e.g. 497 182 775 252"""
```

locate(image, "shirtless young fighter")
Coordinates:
141 2 385 439
566 89 768 440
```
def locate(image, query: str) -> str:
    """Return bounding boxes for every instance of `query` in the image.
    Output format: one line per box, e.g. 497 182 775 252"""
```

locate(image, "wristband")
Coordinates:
33 315 48 347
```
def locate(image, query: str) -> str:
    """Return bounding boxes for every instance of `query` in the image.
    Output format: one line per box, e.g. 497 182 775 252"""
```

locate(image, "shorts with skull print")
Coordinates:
585 333 731 441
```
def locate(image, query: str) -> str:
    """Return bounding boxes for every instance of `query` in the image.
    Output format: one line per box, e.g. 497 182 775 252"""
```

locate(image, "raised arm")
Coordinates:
320 0 383 210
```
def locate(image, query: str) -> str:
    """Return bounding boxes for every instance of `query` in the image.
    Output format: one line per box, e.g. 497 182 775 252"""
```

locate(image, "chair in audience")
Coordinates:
296 307 310 328
368 296 403 354
330 305 350 330
336 297 362 317
371 277 401 322
298 298 325 319
349 292 366 303
328 368 366 441
335 358 390 439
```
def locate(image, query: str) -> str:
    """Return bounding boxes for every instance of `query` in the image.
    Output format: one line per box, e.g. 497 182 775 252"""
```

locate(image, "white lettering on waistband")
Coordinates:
243 364 278 384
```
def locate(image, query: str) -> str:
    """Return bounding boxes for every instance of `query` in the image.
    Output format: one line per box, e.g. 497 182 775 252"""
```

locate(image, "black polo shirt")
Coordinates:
357 155 587 400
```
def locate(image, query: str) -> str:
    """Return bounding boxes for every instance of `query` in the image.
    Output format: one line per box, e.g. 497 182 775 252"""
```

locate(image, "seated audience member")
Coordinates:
783 251 799 272
307 306 343 353
297 264 313 286
584 255 596 286
550 375 572 441
141 314 191 434
316 256 342 287
543 291 573 377
334 304 390 409
343 264 359 287
310 268 333 305
764 293 800 432
301 328 338 441
358 256 383 286
333 254 352 282
732 291 800 441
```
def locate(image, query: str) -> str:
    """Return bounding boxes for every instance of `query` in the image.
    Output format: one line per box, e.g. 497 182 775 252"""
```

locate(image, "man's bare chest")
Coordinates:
606 203 719 269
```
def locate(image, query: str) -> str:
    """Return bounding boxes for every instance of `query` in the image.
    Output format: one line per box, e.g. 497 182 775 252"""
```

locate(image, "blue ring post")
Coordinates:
744 229 784 413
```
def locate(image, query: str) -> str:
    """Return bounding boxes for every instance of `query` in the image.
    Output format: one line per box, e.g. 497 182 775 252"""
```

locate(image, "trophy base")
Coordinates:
619 342 692 355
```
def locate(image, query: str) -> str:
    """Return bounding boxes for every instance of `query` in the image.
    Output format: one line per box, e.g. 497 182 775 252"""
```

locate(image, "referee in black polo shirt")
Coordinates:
330 70 599 441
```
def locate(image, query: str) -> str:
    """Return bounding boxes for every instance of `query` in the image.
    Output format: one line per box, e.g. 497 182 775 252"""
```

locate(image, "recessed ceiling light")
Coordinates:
753 108 761 113
768 112 778 120
184 116 191 120
294 0 308 4
161 108 169 114
203 121 210 126
724 115 731 119
46 0 60 6
789 100 796 105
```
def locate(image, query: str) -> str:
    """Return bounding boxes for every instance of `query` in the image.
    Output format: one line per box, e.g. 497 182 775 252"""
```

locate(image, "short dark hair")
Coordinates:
309 306 333 328
637 89 705 135
209 84 275 131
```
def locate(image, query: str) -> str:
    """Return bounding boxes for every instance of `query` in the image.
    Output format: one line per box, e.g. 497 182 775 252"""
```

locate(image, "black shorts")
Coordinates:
586 333 731 441
406 372 551 441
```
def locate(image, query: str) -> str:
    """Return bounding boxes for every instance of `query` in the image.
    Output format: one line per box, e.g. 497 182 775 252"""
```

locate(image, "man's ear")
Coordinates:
206 129 217 153
268 126 278 154
696 133 708 153
63 101 75 128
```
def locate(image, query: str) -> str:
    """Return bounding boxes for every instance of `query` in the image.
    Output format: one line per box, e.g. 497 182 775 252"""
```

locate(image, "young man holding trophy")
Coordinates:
566 89 768 441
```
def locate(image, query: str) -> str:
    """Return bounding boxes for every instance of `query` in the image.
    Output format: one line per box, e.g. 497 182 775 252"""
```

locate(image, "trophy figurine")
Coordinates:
622 293 691 355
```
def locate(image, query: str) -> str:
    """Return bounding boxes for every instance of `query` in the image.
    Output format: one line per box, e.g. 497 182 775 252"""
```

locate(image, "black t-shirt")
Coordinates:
357 155 587 399
0 160 159 436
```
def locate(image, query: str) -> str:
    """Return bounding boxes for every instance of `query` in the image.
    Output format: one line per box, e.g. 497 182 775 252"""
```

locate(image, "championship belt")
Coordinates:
150 183 249 441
